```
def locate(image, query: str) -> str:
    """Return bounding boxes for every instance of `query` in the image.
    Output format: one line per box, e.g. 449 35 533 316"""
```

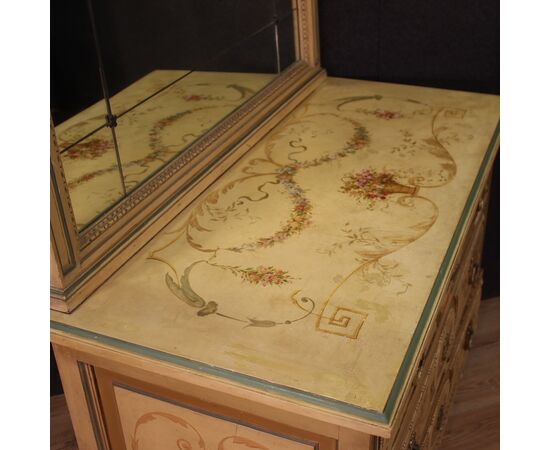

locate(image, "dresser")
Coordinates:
51 73 499 449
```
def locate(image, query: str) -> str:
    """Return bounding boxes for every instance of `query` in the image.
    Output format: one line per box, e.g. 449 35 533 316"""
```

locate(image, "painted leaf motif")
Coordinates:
227 83 256 99
197 301 218 316
180 265 208 308
246 318 277 328
336 95 383 110
218 436 270 450
176 439 193 450
165 272 205 308
132 412 206 450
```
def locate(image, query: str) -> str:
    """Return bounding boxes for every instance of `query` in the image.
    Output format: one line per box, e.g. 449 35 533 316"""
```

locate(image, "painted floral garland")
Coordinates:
228 123 369 252
231 264 294 286
64 137 112 160
63 84 254 191
163 260 313 328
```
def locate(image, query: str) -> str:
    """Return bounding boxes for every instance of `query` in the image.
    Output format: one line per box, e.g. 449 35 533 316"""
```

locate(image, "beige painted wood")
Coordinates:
51 330 389 439
384 163 495 437
293 0 321 67
51 10 499 446
51 345 101 450
50 118 79 294
50 298 500 450
378 174 491 450
51 68 326 313
338 428 375 450
52 80 500 423
50 238 64 290
51 83 498 450
113 385 316 450
50 296 499 450
98 367 338 449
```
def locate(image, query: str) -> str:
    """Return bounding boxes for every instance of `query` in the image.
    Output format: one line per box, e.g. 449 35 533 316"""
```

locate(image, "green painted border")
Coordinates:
51 122 499 425
51 320 387 423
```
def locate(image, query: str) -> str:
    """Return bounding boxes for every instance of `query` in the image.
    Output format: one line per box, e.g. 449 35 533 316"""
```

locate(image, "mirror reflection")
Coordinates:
51 0 296 230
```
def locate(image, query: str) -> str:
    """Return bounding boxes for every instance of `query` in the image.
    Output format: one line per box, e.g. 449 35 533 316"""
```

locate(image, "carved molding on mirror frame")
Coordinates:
50 0 325 312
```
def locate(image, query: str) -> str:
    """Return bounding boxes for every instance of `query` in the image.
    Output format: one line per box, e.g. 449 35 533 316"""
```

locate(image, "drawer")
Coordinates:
453 280 483 385
380 179 490 450
422 282 483 450
421 373 453 449
94 368 337 450
439 225 486 379
449 188 489 312
388 295 460 450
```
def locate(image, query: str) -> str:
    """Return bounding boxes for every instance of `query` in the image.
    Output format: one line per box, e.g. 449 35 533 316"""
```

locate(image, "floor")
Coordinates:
439 297 500 450
50 297 499 450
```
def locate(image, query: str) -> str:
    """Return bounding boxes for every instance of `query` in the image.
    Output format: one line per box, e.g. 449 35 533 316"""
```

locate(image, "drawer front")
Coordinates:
421 374 453 450
382 283 483 450
389 296 459 450
436 228 486 387
422 283 483 450
448 181 488 325
379 178 490 450
94 368 337 450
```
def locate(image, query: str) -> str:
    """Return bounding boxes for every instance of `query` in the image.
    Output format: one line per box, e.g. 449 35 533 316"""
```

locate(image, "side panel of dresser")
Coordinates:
94 368 324 450
51 336 383 450
377 174 491 450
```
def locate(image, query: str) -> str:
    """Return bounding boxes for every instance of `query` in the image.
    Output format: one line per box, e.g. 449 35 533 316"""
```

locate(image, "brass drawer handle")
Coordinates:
464 323 475 351
436 405 446 432
408 432 421 450
469 259 480 285
474 197 486 224
442 334 452 362
416 353 426 381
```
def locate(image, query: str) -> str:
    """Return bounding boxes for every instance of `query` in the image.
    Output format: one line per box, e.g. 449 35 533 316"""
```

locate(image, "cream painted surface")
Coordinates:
114 386 315 450
52 77 499 414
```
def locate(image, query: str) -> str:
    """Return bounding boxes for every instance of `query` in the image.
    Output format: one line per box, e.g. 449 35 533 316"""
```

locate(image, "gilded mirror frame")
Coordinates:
51 0 324 312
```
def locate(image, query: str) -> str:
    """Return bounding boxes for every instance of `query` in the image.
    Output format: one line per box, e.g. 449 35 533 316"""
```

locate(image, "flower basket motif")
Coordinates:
340 169 417 202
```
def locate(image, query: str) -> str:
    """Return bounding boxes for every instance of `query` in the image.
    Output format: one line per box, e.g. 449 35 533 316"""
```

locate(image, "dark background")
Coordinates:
51 0 294 126
51 0 499 396
317 0 500 301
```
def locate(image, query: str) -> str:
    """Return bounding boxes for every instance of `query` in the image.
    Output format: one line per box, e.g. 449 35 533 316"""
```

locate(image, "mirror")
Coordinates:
51 0 296 230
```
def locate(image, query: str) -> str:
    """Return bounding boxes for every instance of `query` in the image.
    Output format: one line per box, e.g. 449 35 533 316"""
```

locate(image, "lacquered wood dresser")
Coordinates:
51 75 499 449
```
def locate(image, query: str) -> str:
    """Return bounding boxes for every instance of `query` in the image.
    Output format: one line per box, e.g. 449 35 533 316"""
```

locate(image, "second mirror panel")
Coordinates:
60 128 125 229
115 70 276 192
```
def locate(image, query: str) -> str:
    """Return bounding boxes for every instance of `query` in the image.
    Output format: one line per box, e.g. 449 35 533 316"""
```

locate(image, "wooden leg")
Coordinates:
52 344 101 450
338 428 376 450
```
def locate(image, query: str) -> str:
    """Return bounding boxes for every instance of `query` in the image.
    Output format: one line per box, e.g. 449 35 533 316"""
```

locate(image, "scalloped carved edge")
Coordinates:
298 0 312 64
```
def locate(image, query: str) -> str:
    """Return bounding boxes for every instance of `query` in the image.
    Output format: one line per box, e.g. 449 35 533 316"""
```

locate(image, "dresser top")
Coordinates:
51 76 499 425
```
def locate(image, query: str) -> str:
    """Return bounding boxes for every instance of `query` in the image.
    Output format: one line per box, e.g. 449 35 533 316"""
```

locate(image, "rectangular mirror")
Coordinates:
50 0 323 312
52 0 296 229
